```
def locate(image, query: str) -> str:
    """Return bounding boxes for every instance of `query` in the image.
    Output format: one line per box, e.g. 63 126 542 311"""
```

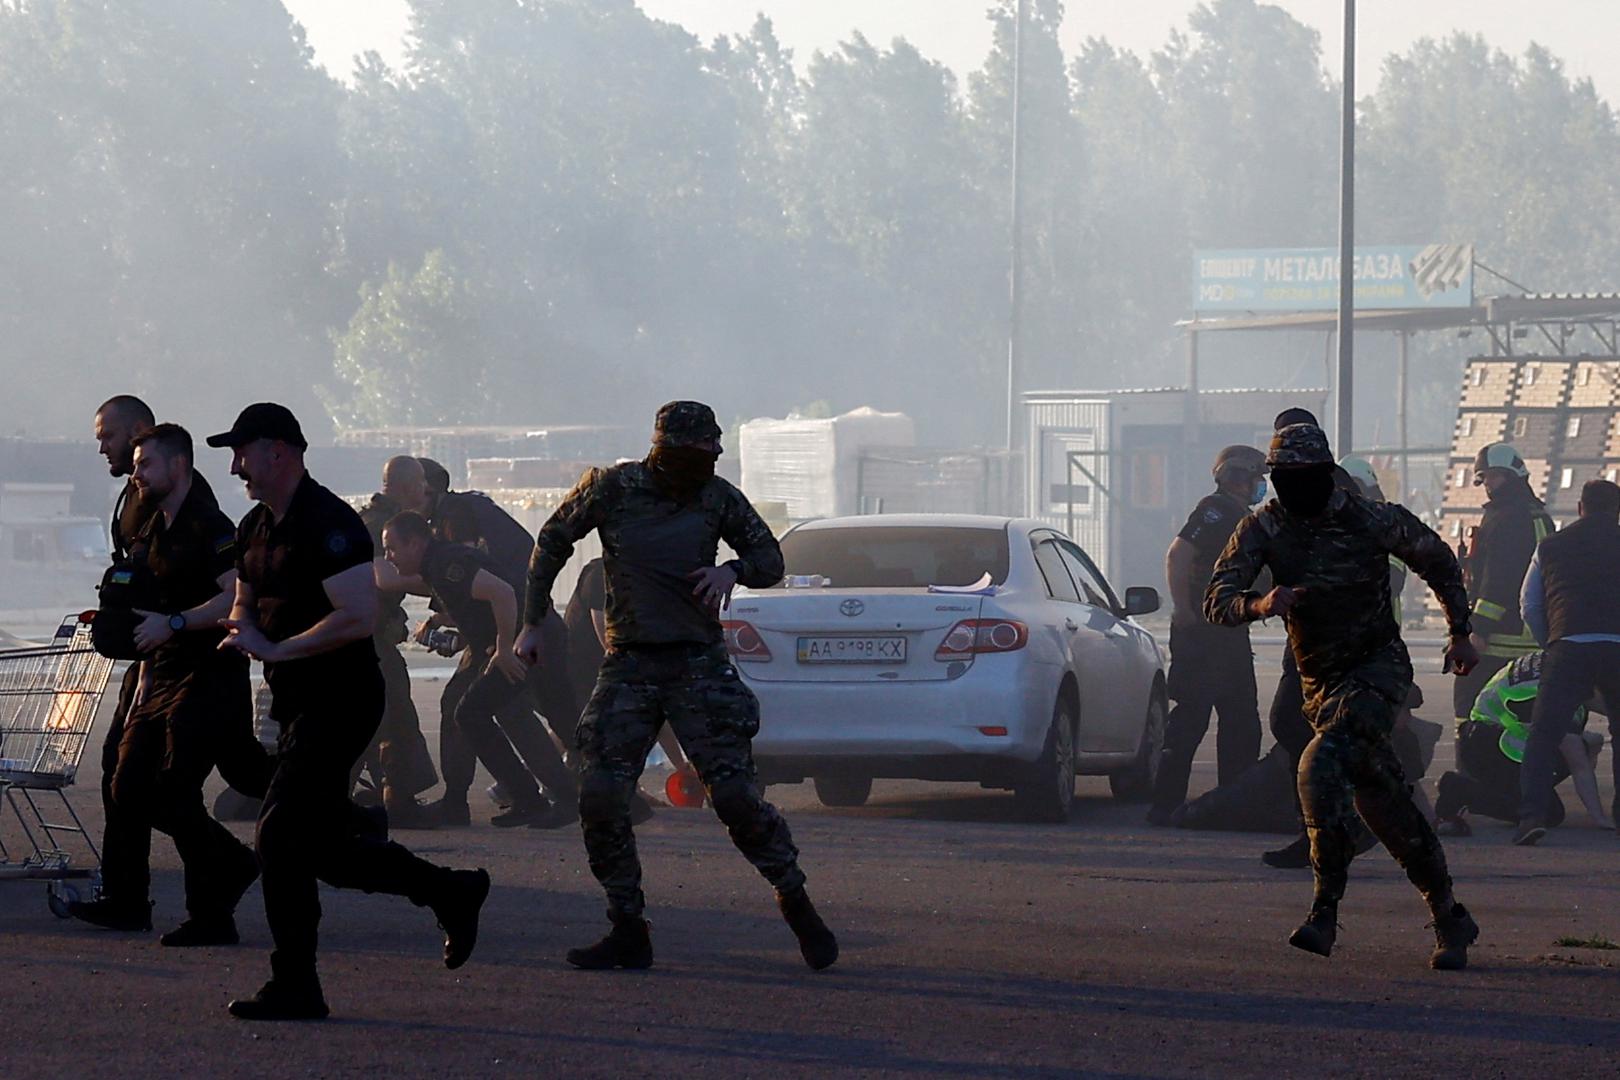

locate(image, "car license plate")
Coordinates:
796 636 908 664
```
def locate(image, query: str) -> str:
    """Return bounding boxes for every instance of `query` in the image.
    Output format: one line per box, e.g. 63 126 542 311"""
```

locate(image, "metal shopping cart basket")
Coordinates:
0 613 115 914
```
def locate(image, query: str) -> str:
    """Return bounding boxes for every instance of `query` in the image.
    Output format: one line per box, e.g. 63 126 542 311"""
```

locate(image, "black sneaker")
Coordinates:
431 868 490 970
1145 805 1177 827
1288 903 1338 957
527 801 580 830
161 916 240 948
1436 813 1473 838
491 802 549 828
1262 835 1312 870
1429 902 1479 970
427 797 472 828
1512 822 1547 847
567 916 654 970
228 979 330 1022
67 898 153 932
779 888 839 971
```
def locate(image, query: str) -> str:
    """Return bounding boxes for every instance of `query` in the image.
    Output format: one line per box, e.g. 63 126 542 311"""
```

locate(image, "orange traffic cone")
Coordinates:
665 768 706 808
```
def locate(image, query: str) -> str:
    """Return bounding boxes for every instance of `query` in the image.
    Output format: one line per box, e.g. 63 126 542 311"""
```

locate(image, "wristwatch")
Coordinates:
168 613 187 633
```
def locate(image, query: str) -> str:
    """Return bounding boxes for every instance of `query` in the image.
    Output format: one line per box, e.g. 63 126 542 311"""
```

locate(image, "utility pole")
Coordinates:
1004 0 1028 467
1334 0 1356 452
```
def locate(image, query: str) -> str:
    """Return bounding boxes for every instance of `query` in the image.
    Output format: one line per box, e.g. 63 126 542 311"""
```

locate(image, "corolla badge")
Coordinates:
839 599 866 617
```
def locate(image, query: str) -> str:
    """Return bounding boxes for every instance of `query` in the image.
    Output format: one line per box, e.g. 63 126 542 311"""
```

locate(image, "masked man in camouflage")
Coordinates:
515 401 838 972
1205 423 1483 970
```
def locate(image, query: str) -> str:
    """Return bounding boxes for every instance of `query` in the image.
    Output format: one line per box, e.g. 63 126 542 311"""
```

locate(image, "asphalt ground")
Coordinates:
5 641 1620 1078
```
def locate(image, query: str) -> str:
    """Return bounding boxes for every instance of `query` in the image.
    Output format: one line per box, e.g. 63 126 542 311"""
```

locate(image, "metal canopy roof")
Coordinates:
1177 292 1620 334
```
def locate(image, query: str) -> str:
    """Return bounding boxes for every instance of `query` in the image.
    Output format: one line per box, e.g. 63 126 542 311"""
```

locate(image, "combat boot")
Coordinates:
67 897 153 932
779 888 839 971
430 868 491 970
1428 902 1479 971
1288 902 1338 957
228 977 329 1022
567 915 654 970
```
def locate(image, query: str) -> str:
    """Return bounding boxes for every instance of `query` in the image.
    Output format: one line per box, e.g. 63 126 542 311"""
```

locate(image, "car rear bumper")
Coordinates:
746 658 1053 781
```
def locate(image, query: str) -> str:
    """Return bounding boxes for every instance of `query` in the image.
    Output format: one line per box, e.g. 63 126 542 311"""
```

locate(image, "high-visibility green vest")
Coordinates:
1468 651 1586 763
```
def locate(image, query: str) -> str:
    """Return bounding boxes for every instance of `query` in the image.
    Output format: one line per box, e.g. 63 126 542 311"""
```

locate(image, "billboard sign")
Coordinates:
1193 243 1474 313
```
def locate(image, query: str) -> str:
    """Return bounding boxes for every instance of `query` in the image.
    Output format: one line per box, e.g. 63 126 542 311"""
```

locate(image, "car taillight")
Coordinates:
935 619 1028 660
722 620 772 662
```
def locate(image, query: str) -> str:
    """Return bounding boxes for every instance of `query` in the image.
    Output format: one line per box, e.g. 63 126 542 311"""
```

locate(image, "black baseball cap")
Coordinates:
206 402 308 450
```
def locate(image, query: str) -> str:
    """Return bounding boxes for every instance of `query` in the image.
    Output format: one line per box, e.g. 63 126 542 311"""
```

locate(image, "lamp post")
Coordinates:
1334 0 1357 452
1005 0 1028 465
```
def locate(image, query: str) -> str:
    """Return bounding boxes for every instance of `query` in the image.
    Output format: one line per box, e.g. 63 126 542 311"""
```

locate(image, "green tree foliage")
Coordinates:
1 0 1617 450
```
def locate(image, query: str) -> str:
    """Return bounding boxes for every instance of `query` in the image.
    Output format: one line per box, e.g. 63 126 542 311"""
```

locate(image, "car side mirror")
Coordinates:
1123 586 1160 617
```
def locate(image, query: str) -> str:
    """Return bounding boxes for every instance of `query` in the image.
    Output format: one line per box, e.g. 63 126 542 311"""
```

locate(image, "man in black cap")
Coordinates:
1148 442 1267 823
208 403 489 1021
517 401 838 972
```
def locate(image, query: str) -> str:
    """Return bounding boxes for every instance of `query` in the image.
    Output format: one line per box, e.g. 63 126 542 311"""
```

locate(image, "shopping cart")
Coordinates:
0 613 115 914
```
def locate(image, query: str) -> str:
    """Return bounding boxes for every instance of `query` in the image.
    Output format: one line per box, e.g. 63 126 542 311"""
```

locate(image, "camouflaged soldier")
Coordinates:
514 400 838 972
1204 423 1484 970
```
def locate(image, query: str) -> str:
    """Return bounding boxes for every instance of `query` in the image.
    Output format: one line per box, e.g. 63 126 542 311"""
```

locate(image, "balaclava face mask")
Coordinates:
1270 463 1336 518
646 446 719 504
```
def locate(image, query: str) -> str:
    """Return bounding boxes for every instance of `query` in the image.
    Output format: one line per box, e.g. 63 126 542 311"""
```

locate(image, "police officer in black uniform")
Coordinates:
209 403 489 1022
382 509 576 827
1148 443 1268 823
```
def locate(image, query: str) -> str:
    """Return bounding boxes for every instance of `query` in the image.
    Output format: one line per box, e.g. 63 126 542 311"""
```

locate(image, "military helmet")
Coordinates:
1267 423 1334 468
1338 455 1380 492
1472 442 1528 485
653 400 723 449
1213 444 1267 481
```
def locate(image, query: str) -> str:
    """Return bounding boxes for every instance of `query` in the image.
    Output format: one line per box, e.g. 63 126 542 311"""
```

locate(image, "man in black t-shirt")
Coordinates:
1147 444 1267 823
209 403 488 1023
383 510 576 828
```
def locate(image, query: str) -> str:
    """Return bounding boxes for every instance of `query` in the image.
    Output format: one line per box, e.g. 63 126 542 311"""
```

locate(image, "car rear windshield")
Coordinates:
775 526 1010 588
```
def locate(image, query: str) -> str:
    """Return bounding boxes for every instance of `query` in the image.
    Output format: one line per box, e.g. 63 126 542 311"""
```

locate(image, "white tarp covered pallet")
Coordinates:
739 408 915 520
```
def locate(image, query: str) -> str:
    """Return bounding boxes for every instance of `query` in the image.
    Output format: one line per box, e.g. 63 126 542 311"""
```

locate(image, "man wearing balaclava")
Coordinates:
1205 423 1483 971
514 401 838 973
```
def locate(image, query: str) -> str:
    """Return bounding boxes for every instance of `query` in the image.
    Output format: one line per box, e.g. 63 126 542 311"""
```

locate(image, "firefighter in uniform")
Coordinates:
1206 423 1481 970
1455 443 1553 726
1148 444 1267 823
516 401 838 972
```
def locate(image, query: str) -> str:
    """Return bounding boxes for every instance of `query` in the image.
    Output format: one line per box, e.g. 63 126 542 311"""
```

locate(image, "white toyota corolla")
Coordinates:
724 514 1168 821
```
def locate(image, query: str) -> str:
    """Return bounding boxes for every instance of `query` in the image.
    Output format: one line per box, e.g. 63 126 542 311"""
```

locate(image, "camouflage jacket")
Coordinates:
1204 489 1471 695
525 461 785 648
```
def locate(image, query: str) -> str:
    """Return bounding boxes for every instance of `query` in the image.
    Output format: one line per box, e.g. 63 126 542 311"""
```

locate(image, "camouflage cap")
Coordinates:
653 400 723 448
1472 442 1528 483
1213 444 1268 479
1267 423 1334 468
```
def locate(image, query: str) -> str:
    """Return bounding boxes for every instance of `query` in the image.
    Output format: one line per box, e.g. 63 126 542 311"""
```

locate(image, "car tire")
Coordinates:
1109 687 1167 802
1014 694 1077 823
813 775 874 807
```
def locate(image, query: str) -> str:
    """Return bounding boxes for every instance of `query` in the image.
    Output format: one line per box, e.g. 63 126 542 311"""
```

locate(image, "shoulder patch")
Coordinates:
445 560 467 584
1203 506 1224 524
327 530 350 555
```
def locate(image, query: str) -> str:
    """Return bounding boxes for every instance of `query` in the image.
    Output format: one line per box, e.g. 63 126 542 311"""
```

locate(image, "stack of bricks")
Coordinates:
1442 354 1620 547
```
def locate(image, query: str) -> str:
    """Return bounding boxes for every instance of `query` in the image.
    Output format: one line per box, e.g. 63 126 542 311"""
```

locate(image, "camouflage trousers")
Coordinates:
576 644 805 918
1299 659 1453 913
